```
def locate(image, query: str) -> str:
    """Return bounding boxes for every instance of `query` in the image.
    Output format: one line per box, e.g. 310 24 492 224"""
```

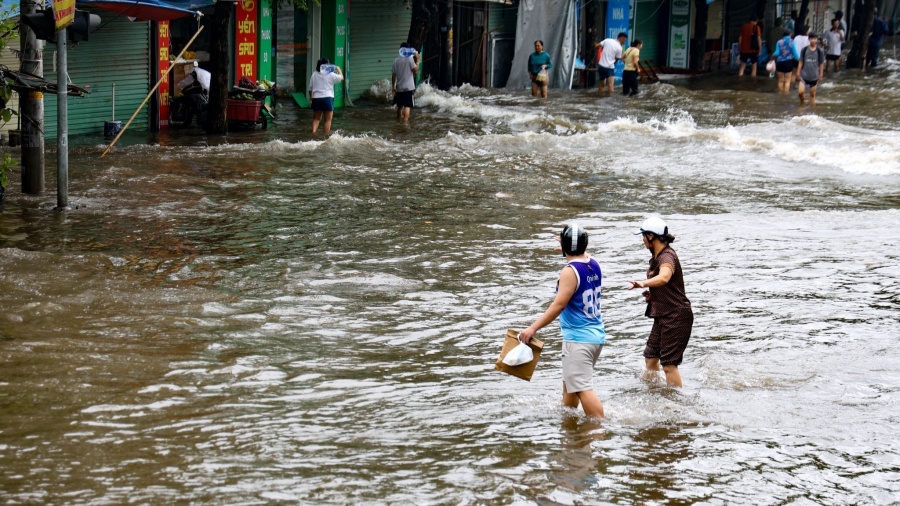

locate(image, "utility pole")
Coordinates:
57 27 68 209
20 0 45 195
440 2 451 89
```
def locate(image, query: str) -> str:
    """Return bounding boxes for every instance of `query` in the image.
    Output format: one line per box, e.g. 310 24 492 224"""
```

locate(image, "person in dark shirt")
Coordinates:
627 217 693 387
866 8 890 68
527 40 552 98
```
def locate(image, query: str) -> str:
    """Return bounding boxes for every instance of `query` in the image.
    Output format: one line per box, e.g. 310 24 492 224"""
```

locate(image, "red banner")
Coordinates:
158 21 170 128
235 0 258 84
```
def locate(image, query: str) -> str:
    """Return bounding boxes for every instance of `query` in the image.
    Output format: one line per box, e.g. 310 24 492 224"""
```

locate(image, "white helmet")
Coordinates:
635 217 667 236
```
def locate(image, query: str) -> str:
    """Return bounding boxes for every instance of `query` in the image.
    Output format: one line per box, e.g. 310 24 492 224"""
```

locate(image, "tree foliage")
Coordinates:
0 6 18 189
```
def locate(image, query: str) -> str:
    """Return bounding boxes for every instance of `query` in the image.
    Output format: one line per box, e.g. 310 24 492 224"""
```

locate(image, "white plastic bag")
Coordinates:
502 339 534 366
536 69 549 83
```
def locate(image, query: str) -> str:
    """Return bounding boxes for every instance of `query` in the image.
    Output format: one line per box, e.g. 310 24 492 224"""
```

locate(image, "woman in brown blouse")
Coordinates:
627 217 693 387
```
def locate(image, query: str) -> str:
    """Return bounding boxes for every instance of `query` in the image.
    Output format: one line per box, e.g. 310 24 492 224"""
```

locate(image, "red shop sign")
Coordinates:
235 0 258 84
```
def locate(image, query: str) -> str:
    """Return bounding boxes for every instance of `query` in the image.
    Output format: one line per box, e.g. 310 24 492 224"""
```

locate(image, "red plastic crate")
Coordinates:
227 99 262 122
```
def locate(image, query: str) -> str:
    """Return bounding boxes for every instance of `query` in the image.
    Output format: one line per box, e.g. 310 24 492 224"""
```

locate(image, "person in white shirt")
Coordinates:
391 42 420 122
595 32 626 95
822 18 845 72
308 57 344 136
791 26 810 84
175 62 211 126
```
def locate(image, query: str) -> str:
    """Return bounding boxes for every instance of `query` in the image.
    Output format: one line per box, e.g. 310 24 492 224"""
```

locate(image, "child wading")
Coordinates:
519 223 606 418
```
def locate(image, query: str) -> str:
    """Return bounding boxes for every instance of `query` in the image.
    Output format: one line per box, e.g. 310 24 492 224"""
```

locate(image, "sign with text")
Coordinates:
158 21 170 128
235 0 258 83
668 0 691 68
52 0 75 31
606 0 631 84
605 0 630 40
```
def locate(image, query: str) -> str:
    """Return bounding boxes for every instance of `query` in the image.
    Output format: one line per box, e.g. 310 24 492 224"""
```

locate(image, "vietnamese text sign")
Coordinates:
158 21 170 128
235 0 258 83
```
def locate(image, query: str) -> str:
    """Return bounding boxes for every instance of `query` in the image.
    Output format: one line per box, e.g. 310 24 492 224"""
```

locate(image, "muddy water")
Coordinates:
1 60 899 504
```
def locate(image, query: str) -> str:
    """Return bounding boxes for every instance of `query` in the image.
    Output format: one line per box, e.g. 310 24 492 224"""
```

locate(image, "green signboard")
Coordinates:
322 0 347 107
259 0 273 106
668 0 691 68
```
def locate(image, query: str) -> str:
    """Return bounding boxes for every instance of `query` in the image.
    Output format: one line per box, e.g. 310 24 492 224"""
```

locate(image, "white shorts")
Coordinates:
561 341 602 393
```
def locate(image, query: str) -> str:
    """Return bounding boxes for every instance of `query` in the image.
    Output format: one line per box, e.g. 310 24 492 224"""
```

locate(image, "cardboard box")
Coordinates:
495 328 544 381
172 60 198 97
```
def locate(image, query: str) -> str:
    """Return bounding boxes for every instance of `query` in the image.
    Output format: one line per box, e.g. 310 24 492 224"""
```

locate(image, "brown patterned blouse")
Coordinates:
647 246 691 317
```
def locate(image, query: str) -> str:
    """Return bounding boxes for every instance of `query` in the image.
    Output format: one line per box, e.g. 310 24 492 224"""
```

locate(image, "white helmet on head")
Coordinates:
635 217 667 237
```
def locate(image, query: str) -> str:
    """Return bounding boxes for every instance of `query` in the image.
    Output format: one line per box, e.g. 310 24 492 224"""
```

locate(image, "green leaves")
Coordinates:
0 153 12 189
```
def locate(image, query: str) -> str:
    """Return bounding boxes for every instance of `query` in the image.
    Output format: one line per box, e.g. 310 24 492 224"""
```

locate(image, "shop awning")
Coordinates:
79 0 201 21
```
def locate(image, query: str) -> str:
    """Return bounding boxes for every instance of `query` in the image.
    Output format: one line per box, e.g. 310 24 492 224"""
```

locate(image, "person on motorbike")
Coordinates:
176 62 211 126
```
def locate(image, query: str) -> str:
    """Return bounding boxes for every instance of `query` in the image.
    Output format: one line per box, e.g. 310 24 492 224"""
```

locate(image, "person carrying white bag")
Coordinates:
519 223 606 418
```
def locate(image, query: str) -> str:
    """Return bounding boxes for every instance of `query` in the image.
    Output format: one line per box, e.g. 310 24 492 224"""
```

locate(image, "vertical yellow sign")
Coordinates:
52 0 76 31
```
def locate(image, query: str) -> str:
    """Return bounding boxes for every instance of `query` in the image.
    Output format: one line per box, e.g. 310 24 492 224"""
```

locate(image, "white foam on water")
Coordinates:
415 82 553 127
715 115 900 176
422 103 900 178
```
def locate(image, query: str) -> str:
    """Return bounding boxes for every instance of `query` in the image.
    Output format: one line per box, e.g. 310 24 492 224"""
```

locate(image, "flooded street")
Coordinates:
2 60 900 504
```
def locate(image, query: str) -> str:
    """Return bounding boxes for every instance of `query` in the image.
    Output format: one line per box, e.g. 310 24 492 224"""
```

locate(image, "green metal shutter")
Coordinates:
633 0 662 64
488 1 517 34
347 0 411 101
44 13 150 138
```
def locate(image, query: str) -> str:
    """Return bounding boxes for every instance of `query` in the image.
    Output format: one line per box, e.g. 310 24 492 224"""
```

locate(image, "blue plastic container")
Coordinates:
320 64 336 74
399 48 417 58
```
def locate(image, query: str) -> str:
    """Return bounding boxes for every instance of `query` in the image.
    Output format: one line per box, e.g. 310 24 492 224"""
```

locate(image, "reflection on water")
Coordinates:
1 59 899 504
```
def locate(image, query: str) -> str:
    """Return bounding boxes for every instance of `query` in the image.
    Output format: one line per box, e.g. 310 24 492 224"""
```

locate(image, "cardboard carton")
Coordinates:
495 328 544 381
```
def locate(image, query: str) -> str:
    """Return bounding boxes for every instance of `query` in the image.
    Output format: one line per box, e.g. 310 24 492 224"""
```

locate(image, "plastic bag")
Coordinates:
536 69 549 83
502 339 534 366
766 59 776 73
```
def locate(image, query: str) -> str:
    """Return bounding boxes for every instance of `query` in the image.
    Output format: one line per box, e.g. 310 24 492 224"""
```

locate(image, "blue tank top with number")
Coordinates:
558 258 606 344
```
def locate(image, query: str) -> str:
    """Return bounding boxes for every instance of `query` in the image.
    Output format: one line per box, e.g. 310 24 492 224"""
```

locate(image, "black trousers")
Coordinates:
622 70 639 96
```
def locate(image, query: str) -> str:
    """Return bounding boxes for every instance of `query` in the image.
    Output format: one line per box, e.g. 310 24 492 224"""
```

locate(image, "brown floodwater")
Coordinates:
1 60 899 504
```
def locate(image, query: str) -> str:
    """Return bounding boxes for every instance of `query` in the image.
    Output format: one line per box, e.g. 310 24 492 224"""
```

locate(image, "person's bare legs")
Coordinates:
322 111 334 136
645 358 682 386
738 60 746 76
562 383 604 418
809 84 817 106
662 365 683 387
531 81 539 97
562 382 580 409
576 390 604 417
643 357 662 381
750 62 757 77
777 72 786 92
797 80 806 103
606 76 615 94
312 110 322 134
540 83 548 99
400 106 411 122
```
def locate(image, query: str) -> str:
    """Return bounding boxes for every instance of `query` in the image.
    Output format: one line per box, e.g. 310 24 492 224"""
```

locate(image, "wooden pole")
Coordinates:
101 25 204 158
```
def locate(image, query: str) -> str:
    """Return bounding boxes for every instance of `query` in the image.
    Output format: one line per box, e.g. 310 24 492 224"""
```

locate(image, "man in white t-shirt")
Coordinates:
596 32 627 94
391 42 420 122
176 62 211 126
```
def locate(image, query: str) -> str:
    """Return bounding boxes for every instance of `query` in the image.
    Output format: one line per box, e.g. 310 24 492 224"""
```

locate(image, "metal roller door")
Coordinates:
43 11 150 138
347 0 411 101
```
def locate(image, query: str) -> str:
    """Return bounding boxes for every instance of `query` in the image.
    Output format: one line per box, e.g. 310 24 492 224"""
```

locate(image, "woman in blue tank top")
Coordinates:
520 223 606 418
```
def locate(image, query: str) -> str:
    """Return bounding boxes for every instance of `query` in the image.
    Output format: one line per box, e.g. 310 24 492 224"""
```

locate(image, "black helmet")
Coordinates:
560 223 588 256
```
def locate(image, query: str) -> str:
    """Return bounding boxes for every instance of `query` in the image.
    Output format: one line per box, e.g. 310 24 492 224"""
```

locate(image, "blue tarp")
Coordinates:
78 0 205 21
